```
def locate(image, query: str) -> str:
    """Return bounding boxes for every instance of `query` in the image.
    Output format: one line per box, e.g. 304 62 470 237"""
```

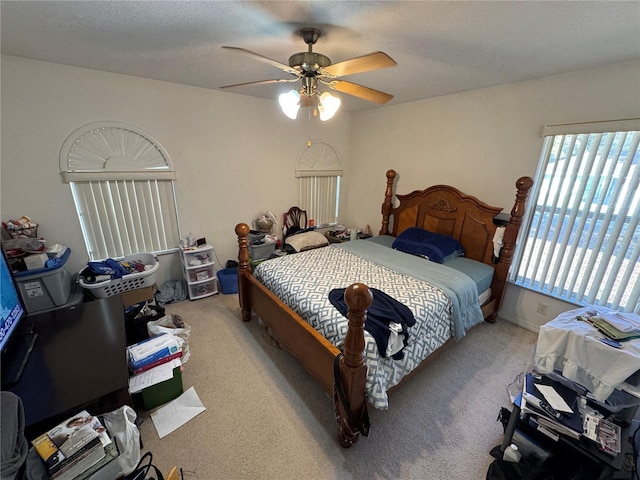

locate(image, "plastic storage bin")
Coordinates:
188 279 218 300
14 263 72 314
79 253 159 298
248 242 276 260
248 231 266 243
180 243 217 300
182 248 213 267
217 268 238 294
187 264 215 283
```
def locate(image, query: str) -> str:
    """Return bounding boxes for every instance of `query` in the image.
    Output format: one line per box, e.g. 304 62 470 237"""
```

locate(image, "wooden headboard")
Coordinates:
379 169 533 319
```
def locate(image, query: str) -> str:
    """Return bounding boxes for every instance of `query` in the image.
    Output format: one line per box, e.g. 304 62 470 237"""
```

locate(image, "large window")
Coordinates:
512 119 639 313
295 141 342 227
60 122 181 260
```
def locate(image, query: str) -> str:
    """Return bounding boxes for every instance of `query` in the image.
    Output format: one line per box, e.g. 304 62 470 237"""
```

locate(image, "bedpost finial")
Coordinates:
516 176 534 192
235 223 250 237
386 169 397 180
344 283 373 311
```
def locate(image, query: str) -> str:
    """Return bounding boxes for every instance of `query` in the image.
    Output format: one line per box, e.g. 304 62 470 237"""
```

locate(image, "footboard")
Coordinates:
235 223 371 447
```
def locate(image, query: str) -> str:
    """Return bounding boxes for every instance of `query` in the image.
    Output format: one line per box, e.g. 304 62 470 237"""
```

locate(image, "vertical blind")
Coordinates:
298 175 340 226
71 179 180 260
512 119 640 312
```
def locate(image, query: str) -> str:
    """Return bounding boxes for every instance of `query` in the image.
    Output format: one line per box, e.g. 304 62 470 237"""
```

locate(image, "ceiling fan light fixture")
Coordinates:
318 92 341 121
279 89 301 119
222 26 396 116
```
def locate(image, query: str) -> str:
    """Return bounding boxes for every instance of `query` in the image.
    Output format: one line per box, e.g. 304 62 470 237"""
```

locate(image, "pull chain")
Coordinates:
307 104 312 147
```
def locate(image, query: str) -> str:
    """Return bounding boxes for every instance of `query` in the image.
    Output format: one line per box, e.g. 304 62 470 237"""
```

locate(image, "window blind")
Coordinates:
71 179 180 260
513 120 640 312
298 175 340 226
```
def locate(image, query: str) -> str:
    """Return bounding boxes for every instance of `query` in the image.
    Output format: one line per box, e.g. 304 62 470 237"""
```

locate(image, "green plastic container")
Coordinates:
135 366 183 410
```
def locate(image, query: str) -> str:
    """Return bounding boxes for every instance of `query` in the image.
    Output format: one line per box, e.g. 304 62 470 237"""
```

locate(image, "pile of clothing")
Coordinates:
80 258 147 284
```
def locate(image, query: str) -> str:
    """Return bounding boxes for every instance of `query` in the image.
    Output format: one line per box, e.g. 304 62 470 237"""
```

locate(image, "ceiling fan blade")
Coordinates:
222 46 301 76
320 52 397 78
322 79 393 104
220 78 300 90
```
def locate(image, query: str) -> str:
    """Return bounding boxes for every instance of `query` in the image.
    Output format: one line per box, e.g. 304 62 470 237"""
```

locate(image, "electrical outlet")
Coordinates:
537 303 549 315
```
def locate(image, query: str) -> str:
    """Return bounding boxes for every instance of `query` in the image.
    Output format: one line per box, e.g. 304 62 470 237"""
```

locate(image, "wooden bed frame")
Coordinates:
235 169 533 447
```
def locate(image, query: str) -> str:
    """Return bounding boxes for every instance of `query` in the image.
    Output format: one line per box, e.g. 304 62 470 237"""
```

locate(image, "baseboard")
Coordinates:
499 316 541 334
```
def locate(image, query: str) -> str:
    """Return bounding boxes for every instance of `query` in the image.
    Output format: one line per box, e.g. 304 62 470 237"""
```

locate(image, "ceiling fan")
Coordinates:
220 27 397 117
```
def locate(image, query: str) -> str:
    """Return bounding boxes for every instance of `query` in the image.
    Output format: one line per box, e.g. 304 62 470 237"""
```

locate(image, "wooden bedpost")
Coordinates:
491 176 534 320
235 223 252 322
335 283 373 448
379 169 396 235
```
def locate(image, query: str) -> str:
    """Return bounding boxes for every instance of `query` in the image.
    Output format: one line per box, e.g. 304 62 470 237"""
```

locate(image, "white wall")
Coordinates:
348 59 640 331
0 55 351 282
2 55 638 330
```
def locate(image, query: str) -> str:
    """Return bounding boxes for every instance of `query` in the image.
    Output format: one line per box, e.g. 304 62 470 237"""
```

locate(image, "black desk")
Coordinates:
5 296 131 439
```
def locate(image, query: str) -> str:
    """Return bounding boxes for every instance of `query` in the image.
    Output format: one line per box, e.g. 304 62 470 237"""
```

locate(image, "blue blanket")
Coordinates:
336 239 484 339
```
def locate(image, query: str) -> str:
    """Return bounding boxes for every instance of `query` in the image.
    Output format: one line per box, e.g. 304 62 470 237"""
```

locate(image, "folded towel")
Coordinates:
599 312 640 333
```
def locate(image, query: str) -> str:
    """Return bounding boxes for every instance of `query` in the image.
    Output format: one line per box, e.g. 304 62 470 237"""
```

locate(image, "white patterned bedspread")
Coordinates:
253 245 455 410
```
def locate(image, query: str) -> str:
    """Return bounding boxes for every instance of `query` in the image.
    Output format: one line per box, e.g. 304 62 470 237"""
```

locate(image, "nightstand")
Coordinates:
325 231 372 243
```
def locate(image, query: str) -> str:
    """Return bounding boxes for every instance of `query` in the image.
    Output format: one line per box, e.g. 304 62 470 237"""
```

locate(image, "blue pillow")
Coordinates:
392 227 464 264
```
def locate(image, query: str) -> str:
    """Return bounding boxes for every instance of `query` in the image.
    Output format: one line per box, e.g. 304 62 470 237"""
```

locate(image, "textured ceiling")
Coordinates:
2 1 640 112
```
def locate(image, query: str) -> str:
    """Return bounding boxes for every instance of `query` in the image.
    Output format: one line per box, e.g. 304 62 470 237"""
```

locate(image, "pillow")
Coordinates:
284 231 329 253
392 227 464 264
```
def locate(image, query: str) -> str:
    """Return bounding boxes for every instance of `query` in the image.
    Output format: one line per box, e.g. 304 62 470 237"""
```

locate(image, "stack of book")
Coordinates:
521 373 583 441
31 410 119 480
127 333 184 410
127 332 182 374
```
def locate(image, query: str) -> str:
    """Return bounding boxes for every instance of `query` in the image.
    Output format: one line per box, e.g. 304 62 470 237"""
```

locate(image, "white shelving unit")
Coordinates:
180 243 218 300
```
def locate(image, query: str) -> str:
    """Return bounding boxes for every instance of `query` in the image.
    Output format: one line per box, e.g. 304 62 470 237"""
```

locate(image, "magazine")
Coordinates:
31 410 111 476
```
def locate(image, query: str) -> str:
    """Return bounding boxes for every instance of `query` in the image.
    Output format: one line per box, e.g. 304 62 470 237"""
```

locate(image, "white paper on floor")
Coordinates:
150 386 206 438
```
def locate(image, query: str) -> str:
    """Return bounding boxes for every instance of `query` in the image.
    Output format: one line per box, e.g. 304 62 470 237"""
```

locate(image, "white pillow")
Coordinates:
285 231 329 252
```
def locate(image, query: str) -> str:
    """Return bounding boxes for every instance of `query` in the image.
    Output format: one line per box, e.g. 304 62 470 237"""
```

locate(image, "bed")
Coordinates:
234 169 533 447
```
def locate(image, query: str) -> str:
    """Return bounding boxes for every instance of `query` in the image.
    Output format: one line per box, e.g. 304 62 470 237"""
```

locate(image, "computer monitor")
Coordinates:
1 250 37 387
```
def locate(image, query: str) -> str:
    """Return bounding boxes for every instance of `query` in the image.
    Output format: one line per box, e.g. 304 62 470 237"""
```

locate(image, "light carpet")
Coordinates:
136 293 538 480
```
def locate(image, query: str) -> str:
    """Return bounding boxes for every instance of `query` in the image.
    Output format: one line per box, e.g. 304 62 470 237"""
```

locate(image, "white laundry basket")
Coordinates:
79 253 159 298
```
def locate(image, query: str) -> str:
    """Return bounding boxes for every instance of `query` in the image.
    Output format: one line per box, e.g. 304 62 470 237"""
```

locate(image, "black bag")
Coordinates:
124 302 166 346
486 458 555 480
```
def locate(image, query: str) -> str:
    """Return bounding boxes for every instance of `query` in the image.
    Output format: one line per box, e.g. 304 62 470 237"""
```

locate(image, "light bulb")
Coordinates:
279 90 301 120
318 92 341 121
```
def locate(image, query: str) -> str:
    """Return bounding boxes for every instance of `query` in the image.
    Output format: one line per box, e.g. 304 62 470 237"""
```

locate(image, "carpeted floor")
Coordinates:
136 293 539 480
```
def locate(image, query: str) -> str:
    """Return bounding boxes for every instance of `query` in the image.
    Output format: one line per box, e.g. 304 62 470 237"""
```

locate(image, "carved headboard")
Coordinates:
379 170 533 319
379 170 505 265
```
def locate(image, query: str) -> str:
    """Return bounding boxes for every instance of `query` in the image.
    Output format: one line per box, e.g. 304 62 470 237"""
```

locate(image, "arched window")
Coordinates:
60 122 180 260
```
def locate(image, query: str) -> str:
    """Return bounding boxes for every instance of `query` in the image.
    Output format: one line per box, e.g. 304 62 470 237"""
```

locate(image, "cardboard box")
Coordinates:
122 285 156 307
24 253 48 271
